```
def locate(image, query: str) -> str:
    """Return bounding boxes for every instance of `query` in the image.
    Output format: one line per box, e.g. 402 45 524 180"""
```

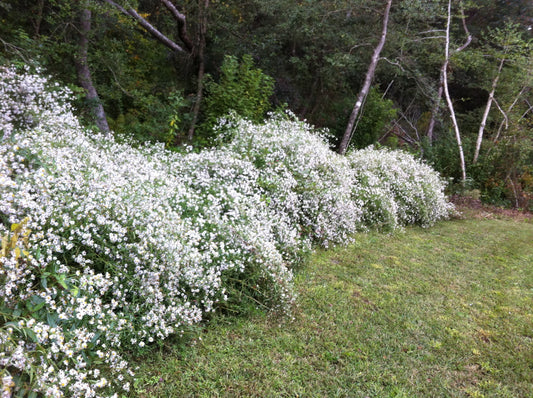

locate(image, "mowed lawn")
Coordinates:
132 215 533 397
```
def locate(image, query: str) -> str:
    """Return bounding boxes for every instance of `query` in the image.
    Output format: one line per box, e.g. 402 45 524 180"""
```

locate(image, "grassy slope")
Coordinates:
132 217 533 398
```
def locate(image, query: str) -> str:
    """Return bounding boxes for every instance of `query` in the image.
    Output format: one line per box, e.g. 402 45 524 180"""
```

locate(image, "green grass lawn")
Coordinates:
131 217 533 397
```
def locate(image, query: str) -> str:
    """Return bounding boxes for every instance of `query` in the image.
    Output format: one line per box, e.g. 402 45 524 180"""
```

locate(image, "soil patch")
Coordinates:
451 195 533 222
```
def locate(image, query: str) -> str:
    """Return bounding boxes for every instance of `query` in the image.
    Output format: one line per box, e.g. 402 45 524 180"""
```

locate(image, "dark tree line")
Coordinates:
1 0 532 207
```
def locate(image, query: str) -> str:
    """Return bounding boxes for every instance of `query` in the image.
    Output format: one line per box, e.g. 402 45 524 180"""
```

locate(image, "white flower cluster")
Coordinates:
221 115 364 247
0 67 452 397
348 147 455 228
220 114 453 242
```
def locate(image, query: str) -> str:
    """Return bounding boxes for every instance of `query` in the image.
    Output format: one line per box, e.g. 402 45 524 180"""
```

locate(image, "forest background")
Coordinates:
1 0 532 208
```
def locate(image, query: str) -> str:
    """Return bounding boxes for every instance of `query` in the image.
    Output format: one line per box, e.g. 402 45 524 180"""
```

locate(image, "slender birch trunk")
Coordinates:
337 0 392 155
442 0 466 183
473 57 505 163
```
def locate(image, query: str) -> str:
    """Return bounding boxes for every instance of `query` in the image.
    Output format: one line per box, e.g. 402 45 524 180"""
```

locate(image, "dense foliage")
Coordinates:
0 68 452 397
201 54 275 140
0 0 531 206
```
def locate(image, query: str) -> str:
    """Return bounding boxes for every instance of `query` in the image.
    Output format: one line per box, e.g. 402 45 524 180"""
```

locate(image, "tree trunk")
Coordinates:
442 0 469 184
473 57 505 163
337 0 392 155
426 64 445 144
75 6 110 134
186 0 209 142
32 0 45 37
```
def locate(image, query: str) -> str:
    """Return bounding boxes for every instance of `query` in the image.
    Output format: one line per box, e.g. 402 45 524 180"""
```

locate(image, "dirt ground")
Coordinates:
450 195 533 222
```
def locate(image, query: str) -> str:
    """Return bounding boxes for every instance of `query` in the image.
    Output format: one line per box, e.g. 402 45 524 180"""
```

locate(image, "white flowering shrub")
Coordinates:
0 67 452 397
348 147 454 227
169 149 303 311
220 115 365 246
0 67 70 141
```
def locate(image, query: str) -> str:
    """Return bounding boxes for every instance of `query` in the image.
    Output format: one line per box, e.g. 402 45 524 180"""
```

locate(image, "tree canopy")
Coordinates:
1 0 532 207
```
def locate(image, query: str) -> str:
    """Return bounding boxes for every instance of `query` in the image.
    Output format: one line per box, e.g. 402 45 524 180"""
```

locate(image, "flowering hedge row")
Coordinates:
0 67 453 397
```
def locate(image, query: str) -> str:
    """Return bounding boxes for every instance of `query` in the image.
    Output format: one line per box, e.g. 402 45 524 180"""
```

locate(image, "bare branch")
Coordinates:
349 42 372 54
398 110 421 142
491 87 528 144
379 57 405 72
456 35 472 52
409 36 446 42
105 64 133 97
160 0 186 22
455 2 472 53
382 80 394 97
492 98 508 128
160 0 194 51
519 102 533 121
388 121 418 145
0 37 31 63
418 29 446 34
100 0 186 53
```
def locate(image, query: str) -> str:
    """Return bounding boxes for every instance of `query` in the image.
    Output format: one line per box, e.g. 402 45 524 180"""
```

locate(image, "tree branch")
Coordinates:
160 0 194 51
100 0 186 53
398 109 421 143
379 57 405 72
519 102 533 121
456 2 472 52
349 42 372 54
409 36 446 42
492 98 508 126
491 87 528 145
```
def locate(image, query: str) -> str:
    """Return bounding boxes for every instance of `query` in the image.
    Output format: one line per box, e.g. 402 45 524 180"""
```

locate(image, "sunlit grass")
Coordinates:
133 217 533 397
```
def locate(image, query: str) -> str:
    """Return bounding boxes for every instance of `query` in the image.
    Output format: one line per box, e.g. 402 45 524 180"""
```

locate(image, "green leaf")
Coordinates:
47 312 58 327
56 274 68 290
69 285 79 297
91 332 102 345
25 328 38 343
31 301 46 313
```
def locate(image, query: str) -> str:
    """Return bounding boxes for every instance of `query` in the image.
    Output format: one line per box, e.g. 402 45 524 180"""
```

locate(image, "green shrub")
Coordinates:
348 87 397 149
